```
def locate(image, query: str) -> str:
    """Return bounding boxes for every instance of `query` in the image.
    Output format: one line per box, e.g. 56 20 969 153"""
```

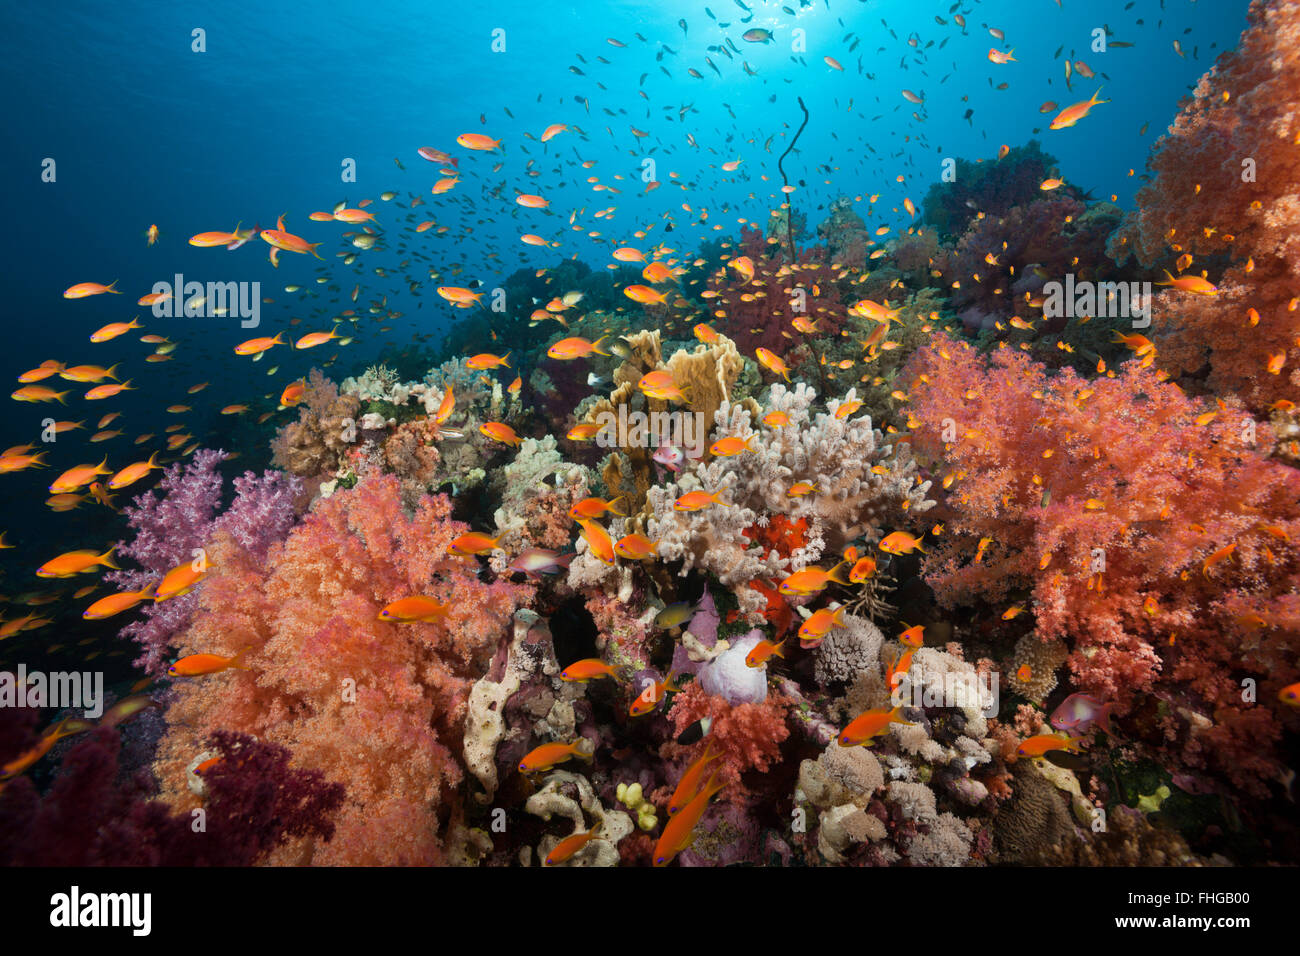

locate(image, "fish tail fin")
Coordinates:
55 390 68 405
1092 86 1109 105
106 280 121 294
773 639 786 659
606 496 627 517
592 335 610 356
98 544 119 570
890 704 915 727
831 606 847 628
826 560 852 587
575 738 595 763
105 363 120 381
309 242 324 260
502 351 512 368
229 647 251 671
664 669 683 694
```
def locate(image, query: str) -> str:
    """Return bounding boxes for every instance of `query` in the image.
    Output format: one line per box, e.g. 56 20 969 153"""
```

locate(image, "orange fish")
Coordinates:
755 347 791 381
654 773 726 866
107 451 162 490
560 659 621 682
709 435 756 457
295 326 342 350
518 739 593 773
878 531 926 555
667 742 722 815
479 421 521 446
467 352 511 370
623 284 668 305
547 335 609 360
90 317 143 343
569 496 626 520
50 457 112 493
234 332 286 357
577 519 616 564
280 380 306 407
629 670 682 717
456 133 501 151
614 533 658 561
838 704 913 748
1156 270 1218 296
745 638 786 667
849 556 877 583
153 560 208 602
544 828 602 866
83 586 155 620
1201 542 1236 578
37 546 118 578
260 215 322 259
63 281 121 299
436 287 484 307
1016 735 1087 758
449 532 505 556
12 385 69 403
378 595 450 622
779 561 850 596
673 489 728 512
798 606 846 644
1049 87 1109 129
1279 682 1300 707
898 624 925 647
168 650 247 678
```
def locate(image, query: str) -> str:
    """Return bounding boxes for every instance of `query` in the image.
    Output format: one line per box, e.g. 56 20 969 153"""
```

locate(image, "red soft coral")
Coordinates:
658 682 791 803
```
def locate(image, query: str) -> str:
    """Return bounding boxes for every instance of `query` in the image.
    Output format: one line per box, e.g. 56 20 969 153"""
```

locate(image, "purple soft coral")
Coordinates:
106 449 301 676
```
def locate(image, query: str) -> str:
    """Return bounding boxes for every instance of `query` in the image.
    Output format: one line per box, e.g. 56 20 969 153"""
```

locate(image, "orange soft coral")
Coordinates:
152 475 533 864
1108 0 1300 409
906 331 1300 796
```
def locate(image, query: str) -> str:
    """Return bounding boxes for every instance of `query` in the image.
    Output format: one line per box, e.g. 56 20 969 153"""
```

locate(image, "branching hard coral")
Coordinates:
906 331 1300 796
151 475 533 864
1106 0 1300 410
646 381 933 619
107 449 301 677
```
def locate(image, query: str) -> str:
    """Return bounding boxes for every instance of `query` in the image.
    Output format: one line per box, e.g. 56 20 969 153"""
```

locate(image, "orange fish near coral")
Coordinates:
779 561 850 596
519 739 593 773
168 650 248 678
378 595 450 622
547 335 609 360
654 773 726 866
1156 271 1218 296
1016 735 1087 758
479 422 521 446
673 489 728 512
755 348 791 381
878 531 926 555
577 519 616 564
745 638 786 667
449 532 505 556
629 670 682 717
561 659 621 683
544 828 602 866
838 705 913 748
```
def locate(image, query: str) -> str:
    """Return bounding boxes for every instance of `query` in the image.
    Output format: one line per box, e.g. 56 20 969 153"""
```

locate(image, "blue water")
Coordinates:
0 0 1250 636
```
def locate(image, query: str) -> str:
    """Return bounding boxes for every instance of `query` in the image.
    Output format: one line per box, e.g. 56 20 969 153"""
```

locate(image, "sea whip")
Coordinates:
777 96 810 260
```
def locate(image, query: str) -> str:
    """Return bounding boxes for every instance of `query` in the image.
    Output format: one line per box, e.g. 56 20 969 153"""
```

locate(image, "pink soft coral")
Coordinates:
905 331 1300 795
152 475 533 864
